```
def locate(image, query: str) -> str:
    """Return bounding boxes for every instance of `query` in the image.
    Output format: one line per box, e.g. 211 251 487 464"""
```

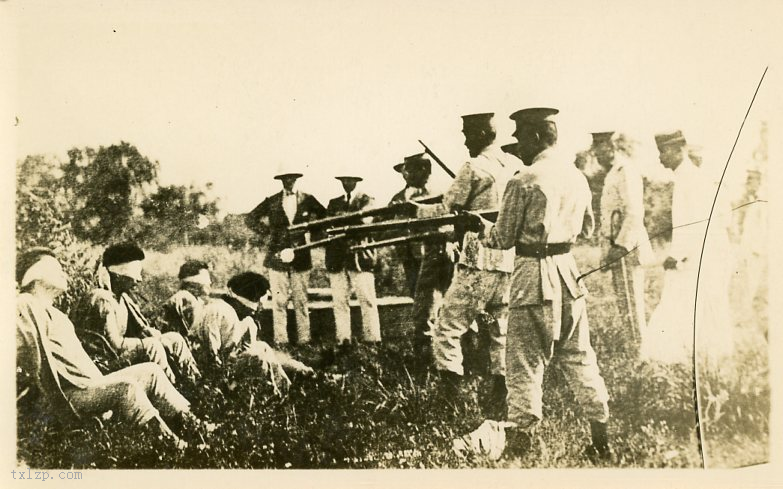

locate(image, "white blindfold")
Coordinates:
21 255 68 290
181 268 212 287
107 260 143 281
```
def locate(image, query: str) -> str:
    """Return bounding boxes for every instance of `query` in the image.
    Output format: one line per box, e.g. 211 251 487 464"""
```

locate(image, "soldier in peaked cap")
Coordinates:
595 131 653 353
642 130 733 371
325 174 382 344
245 167 327 345
389 153 453 372
389 154 434 296
411 112 523 418
455 108 611 462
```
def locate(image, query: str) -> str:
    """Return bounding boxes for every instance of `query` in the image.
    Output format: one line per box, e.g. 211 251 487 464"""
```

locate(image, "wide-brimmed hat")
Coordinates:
334 175 363 182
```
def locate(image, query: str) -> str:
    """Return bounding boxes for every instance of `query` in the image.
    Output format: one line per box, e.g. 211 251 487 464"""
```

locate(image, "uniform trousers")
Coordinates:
65 363 190 426
328 270 382 342
412 245 452 356
434 266 509 377
269 268 310 344
506 276 609 431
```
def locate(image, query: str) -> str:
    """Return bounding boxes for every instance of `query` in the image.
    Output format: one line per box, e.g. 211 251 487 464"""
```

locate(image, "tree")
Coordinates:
138 184 220 249
61 142 159 244
16 154 96 313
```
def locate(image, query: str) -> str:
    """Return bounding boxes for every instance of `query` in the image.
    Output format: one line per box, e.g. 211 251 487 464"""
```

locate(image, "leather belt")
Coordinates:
515 242 571 258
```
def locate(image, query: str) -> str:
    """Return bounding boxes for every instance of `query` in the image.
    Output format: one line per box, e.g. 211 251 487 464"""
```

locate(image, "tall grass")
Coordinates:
17 243 768 468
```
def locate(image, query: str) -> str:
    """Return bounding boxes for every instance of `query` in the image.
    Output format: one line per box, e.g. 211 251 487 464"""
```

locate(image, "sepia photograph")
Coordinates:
3 0 781 484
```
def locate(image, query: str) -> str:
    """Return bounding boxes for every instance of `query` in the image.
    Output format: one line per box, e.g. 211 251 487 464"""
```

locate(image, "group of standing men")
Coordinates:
238 108 621 461
17 100 737 463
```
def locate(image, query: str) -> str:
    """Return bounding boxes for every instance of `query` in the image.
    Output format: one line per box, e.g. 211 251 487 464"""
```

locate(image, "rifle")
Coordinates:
287 194 444 234
418 140 456 178
349 230 448 252
327 209 498 238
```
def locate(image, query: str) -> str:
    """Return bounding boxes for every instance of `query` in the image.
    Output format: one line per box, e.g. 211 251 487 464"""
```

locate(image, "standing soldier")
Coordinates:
325 175 382 344
389 154 452 371
245 168 327 345
643 131 733 371
594 131 652 350
411 113 520 416
456 108 611 462
388 154 437 296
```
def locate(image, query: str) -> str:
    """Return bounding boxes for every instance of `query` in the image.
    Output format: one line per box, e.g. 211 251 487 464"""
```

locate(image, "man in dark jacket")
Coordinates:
389 153 454 370
245 169 327 345
325 175 381 343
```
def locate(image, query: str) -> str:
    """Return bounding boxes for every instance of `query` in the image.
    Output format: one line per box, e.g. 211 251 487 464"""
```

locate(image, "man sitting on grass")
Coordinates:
74 243 201 386
16 247 200 449
161 260 212 338
184 270 315 393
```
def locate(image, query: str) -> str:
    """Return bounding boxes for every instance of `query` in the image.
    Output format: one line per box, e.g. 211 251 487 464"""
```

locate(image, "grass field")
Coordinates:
17 242 768 469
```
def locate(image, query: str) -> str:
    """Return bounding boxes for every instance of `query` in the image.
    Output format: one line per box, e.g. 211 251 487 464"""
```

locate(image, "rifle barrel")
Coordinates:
327 209 497 236
418 140 456 178
349 231 447 252
287 234 347 252
288 205 396 233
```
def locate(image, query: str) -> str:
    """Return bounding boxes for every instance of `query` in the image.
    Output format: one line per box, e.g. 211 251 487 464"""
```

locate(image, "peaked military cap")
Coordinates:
509 107 559 123
654 130 687 149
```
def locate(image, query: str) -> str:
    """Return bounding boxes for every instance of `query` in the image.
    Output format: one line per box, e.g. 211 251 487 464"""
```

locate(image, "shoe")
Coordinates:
584 421 613 464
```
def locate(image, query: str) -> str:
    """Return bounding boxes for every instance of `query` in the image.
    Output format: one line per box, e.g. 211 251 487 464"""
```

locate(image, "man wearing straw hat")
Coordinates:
324 174 382 344
245 168 326 345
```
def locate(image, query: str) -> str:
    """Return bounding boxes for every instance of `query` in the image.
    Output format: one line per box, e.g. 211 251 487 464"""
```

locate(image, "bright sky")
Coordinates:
10 0 782 213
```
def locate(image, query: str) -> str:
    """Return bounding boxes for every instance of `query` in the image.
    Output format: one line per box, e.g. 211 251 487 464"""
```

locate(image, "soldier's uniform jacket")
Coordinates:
484 146 594 340
245 191 327 272
417 144 520 273
324 191 376 273
599 156 653 265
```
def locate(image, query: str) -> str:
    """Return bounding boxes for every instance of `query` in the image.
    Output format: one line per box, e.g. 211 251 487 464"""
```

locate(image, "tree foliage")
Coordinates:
136 184 220 249
62 142 159 244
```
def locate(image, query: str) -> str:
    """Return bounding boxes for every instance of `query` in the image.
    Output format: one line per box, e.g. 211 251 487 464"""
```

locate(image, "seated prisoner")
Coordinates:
189 271 314 391
73 242 200 385
16 247 195 447
160 260 212 337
